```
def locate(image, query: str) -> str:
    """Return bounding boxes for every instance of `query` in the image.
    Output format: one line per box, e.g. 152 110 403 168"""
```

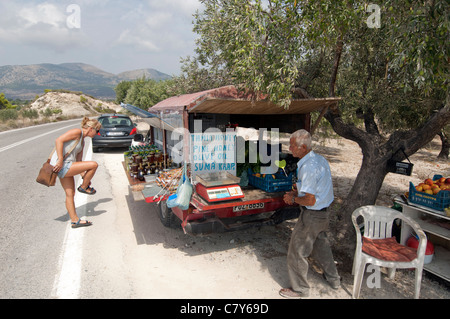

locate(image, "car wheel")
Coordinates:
158 200 180 228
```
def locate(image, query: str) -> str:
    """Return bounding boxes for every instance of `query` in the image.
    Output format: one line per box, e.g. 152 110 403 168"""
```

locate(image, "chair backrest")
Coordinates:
352 205 402 240
352 205 426 243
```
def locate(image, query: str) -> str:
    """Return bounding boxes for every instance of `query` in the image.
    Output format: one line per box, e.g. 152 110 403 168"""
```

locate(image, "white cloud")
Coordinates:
145 11 172 28
0 0 203 75
117 29 160 52
0 2 89 52
147 0 203 16
114 0 201 53
19 3 66 28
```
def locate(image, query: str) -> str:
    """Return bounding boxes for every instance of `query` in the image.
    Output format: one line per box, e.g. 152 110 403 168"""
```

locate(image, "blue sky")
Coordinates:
0 0 203 75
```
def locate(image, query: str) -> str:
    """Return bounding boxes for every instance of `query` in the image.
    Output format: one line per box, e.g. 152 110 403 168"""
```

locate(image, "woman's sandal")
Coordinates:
71 219 92 228
77 185 96 195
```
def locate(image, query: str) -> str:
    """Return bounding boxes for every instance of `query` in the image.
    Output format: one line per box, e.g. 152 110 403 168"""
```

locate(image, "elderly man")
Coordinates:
279 129 340 299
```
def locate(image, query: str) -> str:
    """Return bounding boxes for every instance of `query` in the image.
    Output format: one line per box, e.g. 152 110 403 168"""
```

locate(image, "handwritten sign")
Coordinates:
190 132 237 177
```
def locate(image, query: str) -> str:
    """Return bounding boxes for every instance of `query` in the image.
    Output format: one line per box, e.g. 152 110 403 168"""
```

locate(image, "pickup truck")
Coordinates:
122 85 340 235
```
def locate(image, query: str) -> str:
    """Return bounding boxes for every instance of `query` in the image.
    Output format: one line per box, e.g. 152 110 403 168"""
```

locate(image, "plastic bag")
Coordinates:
166 164 192 210
176 178 193 210
166 193 179 208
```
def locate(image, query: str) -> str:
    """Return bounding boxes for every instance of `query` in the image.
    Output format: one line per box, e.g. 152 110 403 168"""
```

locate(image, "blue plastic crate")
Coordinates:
247 168 294 192
408 175 450 213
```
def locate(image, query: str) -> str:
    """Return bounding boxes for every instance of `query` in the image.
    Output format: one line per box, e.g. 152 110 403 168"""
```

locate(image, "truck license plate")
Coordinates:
232 202 265 212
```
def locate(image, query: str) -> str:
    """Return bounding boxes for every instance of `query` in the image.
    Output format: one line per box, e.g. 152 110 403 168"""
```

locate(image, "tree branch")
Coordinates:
389 98 450 161
329 39 343 97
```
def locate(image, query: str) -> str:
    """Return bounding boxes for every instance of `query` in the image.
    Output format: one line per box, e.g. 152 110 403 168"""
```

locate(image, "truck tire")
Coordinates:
158 200 179 228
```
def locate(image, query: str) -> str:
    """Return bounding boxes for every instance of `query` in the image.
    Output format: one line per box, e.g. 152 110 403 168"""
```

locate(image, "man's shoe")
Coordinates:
279 288 310 299
322 273 340 289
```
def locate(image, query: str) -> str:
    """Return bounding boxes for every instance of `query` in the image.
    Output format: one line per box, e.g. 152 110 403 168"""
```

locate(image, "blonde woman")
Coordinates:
51 116 102 228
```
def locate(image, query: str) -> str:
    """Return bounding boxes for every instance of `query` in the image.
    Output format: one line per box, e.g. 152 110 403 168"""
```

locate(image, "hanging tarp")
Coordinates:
120 103 158 118
121 102 178 131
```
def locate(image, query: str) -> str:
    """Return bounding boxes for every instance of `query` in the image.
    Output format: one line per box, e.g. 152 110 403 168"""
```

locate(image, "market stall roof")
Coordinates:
149 85 341 115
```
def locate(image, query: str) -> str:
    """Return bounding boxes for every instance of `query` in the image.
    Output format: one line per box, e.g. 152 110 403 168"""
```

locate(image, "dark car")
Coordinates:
92 114 137 152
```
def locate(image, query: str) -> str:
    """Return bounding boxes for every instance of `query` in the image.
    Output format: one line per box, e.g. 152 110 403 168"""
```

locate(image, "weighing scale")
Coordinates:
195 172 244 202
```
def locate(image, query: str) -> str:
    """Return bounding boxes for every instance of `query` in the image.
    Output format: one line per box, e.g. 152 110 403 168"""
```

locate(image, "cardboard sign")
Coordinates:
190 132 237 177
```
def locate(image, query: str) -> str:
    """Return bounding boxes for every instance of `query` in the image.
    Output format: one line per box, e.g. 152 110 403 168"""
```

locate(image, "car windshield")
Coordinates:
99 116 132 128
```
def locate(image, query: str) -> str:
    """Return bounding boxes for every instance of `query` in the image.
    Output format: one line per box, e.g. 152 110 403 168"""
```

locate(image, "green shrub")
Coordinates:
0 109 18 122
80 96 87 104
22 109 39 119
42 108 53 117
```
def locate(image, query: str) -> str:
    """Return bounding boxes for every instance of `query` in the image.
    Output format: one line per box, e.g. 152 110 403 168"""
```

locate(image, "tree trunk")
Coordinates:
326 99 450 263
437 131 449 159
332 148 390 260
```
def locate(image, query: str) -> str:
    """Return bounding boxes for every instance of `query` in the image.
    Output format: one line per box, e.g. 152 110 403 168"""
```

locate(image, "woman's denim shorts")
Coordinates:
57 161 73 178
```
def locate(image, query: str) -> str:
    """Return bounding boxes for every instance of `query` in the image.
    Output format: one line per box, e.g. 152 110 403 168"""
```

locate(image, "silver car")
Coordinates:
92 114 137 152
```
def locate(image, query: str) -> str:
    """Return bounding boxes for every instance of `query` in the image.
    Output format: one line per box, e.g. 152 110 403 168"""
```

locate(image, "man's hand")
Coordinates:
283 191 296 205
283 191 316 207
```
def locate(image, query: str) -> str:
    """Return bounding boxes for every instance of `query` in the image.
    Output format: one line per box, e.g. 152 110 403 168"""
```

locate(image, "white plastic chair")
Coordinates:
351 205 427 299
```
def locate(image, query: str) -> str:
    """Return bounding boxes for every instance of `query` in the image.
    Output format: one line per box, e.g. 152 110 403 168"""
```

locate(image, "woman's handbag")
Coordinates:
36 138 80 187
36 159 58 187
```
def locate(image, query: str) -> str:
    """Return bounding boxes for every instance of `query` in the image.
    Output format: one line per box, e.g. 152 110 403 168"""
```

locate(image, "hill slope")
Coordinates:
29 91 122 119
0 63 171 100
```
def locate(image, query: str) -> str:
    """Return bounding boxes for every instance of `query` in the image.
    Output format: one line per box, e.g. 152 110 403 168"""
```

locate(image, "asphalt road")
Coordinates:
0 120 82 298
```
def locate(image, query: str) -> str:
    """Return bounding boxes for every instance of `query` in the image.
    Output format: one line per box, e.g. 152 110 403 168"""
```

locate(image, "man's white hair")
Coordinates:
291 129 312 151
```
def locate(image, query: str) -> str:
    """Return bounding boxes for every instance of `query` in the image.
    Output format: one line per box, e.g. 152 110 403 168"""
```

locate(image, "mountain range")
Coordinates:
0 63 171 100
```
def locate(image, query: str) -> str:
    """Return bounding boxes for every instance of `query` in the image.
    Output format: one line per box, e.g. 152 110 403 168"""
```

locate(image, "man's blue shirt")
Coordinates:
296 150 334 210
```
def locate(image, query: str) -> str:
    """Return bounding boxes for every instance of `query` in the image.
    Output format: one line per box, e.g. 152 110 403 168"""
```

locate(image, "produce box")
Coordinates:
408 175 450 213
248 168 294 193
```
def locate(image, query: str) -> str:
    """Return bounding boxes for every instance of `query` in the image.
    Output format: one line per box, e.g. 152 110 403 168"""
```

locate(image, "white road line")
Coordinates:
0 119 80 136
0 124 78 153
51 138 93 299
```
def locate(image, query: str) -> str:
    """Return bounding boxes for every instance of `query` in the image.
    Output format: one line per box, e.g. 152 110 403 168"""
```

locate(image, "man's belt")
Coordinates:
302 206 328 211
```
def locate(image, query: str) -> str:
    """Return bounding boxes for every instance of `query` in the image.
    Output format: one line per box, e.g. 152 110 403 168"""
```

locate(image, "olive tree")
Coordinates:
183 0 449 250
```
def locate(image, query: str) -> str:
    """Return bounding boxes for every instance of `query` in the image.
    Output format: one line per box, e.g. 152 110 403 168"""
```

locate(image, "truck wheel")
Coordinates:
158 200 179 228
